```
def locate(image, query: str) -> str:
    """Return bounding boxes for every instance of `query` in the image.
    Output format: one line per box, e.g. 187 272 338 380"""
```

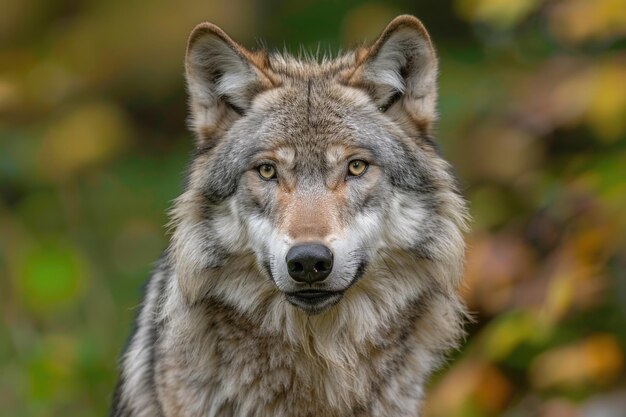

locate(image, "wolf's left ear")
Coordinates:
185 23 277 144
345 15 438 131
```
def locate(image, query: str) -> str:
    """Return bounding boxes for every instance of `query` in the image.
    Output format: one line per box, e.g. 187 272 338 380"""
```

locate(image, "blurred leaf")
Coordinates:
478 310 539 361
468 186 512 229
513 55 626 141
50 0 254 94
27 333 77 402
462 232 536 314
585 61 626 142
514 58 595 134
548 0 626 44
0 78 19 113
341 3 401 45
17 241 85 311
38 101 131 181
425 358 512 416
462 124 544 183
530 334 624 390
455 0 542 29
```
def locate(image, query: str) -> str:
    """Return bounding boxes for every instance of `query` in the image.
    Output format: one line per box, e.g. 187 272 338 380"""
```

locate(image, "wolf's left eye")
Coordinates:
258 164 277 180
347 160 368 177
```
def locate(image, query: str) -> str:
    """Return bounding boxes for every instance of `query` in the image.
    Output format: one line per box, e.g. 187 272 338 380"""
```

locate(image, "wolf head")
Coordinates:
169 16 467 318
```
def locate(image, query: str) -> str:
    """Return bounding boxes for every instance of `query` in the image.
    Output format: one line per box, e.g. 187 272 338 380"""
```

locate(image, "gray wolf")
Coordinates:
110 14 468 417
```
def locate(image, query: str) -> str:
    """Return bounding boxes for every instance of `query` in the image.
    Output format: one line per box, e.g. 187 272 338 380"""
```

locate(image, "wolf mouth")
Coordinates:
285 290 343 314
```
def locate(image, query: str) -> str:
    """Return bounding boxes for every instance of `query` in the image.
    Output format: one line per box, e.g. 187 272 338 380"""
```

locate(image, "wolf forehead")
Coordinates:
226 80 409 157
241 78 381 141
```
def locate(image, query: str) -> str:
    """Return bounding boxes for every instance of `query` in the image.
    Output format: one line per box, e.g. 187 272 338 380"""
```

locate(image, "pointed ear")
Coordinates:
345 15 438 131
185 23 277 144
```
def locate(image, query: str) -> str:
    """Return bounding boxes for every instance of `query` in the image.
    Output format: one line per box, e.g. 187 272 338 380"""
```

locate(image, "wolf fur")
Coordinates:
111 15 469 417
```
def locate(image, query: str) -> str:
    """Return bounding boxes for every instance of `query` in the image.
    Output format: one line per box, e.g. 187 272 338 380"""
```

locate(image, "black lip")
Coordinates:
289 290 337 300
285 290 343 314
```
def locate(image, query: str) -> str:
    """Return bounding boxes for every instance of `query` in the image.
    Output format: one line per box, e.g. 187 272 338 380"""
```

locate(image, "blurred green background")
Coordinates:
1 0 626 416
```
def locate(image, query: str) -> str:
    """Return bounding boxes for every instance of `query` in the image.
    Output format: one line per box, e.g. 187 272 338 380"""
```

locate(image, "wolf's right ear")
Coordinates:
185 23 277 144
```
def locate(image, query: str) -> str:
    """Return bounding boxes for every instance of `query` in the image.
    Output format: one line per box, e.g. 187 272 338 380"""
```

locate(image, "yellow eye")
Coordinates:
347 160 368 177
258 164 276 180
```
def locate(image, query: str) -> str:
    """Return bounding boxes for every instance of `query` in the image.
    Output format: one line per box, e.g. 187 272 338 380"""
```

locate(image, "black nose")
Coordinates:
286 243 333 284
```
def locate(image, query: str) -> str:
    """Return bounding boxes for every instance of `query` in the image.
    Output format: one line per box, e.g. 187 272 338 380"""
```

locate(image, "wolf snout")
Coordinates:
285 243 333 284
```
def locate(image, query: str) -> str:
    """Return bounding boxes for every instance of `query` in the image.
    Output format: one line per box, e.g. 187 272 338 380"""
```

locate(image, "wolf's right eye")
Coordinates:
258 164 277 180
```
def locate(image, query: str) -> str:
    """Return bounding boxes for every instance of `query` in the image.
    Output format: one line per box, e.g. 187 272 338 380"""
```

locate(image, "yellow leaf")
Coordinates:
38 101 131 181
542 273 574 325
549 0 626 44
585 62 626 142
479 311 538 361
530 334 624 390
455 0 542 29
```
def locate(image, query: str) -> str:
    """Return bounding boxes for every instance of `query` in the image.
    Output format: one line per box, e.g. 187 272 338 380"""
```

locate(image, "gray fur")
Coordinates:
111 15 469 417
